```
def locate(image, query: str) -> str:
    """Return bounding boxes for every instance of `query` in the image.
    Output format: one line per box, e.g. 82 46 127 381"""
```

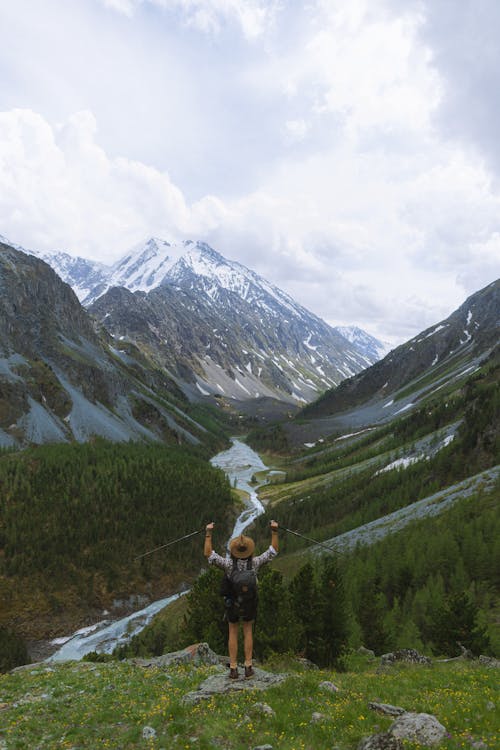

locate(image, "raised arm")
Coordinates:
204 521 214 557
270 519 279 552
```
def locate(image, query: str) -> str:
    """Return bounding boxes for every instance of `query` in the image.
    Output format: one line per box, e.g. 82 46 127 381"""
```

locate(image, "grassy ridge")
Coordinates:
0 657 497 749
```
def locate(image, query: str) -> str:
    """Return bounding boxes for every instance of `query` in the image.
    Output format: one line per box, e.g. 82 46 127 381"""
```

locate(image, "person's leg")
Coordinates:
228 621 239 669
242 620 254 667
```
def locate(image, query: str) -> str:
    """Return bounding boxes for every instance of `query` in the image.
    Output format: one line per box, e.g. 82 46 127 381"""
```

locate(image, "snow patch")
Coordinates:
394 402 414 414
424 324 447 339
196 382 210 396
375 455 425 475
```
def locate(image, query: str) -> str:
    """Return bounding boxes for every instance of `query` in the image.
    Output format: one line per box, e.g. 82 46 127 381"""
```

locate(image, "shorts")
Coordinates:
226 597 257 623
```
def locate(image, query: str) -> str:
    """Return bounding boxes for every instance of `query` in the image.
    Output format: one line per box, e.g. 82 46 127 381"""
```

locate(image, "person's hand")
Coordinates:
270 520 278 531
206 522 215 532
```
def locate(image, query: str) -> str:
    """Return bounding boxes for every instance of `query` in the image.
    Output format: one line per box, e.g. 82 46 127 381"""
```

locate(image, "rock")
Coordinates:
358 646 376 658
252 746 274 750
236 714 251 728
380 649 432 666
479 655 500 668
295 656 319 669
368 702 406 717
131 642 219 669
182 666 288 704
311 712 328 723
358 732 403 749
389 712 447 746
142 726 157 740
9 662 41 674
249 702 275 717
319 680 340 693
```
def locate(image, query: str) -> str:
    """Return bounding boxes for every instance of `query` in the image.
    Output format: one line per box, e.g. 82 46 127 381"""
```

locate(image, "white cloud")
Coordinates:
1 0 499 345
100 0 277 39
0 109 193 259
284 119 309 144
102 0 136 17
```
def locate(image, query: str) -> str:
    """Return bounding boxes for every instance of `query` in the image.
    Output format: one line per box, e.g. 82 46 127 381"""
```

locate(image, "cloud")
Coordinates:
284 119 309 144
100 0 278 39
415 0 500 178
102 0 136 17
0 109 193 259
1 1 499 345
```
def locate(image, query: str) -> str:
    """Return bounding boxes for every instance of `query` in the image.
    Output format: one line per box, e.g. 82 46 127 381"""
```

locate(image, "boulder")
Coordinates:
389 712 447 746
182 666 288 704
131 642 219 669
249 702 276 717
368 702 406 717
358 732 403 750
380 649 432 666
479 655 500 668
319 680 340 693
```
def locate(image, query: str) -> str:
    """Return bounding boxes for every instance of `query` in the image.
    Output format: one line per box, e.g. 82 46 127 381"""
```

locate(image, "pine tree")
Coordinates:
289 561 323 663
183 567 227 654
254 568 301 660
316 555 350 665
431 591 491 656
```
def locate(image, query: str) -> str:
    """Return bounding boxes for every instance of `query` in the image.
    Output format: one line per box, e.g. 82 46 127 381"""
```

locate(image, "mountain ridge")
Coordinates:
15 234 388 404
300 277 499 424
0 241 225 450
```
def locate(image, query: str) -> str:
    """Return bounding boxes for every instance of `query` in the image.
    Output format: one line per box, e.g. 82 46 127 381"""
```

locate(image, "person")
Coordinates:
204 520 279 679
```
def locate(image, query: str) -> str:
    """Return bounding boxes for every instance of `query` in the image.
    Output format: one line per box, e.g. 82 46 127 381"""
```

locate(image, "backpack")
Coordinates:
222 557 257 605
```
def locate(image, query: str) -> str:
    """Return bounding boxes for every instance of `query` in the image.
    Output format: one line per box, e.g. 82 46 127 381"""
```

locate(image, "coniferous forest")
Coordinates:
0 440 234 650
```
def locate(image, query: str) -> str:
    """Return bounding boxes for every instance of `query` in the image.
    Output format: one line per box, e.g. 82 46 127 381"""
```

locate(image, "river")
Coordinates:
48 439 268 661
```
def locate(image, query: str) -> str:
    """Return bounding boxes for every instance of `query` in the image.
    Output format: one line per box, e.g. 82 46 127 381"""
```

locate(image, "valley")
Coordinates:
0 237 498 680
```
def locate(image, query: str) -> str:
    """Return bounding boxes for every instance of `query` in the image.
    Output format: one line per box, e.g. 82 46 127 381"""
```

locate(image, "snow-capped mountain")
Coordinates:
0 240 213 448
334 326 392 362
86 239 386 403
15 234 387 404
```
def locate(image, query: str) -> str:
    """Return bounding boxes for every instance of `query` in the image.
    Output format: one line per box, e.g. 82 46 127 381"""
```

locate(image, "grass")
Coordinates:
0 656 498 749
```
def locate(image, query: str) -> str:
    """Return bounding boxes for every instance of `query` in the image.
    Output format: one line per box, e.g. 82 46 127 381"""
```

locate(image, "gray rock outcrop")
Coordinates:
358 733 403 750
389 712 447 745
131 642 220 669
380 648 432 666
182 665 288 705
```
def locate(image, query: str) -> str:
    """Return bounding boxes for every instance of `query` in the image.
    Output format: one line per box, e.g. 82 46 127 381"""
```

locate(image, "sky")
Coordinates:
0 0 499 345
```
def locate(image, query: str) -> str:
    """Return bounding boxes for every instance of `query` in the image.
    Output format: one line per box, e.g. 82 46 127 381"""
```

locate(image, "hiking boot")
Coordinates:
244 665 254 678
229 667 239 679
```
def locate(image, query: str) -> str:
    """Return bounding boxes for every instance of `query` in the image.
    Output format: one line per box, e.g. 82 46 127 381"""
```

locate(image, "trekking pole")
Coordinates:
135 527 206 560
279 525 336 553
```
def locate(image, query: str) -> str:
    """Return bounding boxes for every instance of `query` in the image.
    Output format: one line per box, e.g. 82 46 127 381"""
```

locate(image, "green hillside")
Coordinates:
0 654 497 749
0 440 235 648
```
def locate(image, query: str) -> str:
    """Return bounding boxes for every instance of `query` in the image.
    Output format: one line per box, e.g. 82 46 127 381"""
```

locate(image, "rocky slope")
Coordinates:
20 235 386 404
0 242 219 448
88 239 381 404
301 278 499 424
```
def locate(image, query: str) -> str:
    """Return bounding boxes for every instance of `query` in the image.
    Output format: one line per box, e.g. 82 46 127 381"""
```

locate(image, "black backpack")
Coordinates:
222 557 257 605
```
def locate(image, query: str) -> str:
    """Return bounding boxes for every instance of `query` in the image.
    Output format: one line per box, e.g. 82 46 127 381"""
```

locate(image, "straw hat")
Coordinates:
229 534 255 559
